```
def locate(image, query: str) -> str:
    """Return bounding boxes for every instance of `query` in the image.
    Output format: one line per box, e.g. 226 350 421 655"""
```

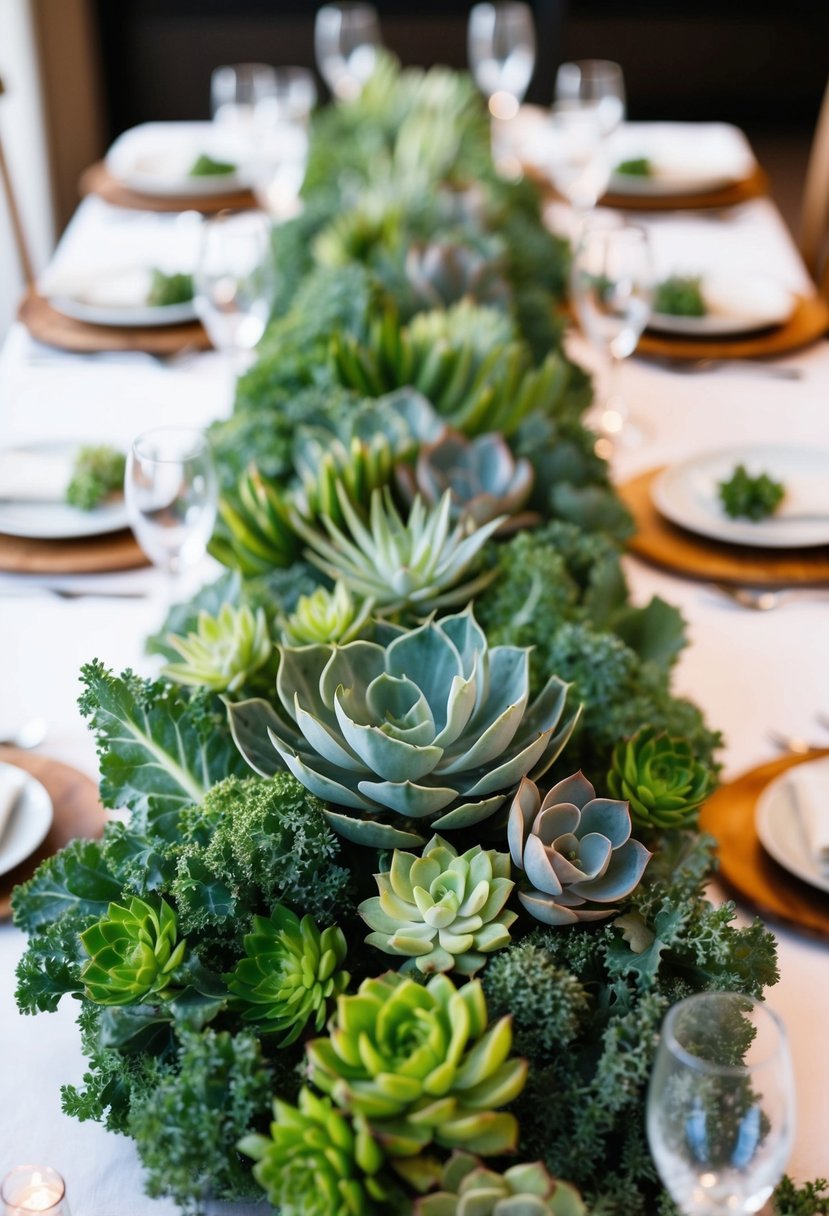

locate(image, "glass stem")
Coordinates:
602 352 628 433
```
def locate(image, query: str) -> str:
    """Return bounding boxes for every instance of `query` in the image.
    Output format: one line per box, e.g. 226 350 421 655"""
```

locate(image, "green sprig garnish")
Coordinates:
615 157 652 177
66 445 126 511
189 153 236 177
718 464 785 521
654 275 707 317
147 269 194 308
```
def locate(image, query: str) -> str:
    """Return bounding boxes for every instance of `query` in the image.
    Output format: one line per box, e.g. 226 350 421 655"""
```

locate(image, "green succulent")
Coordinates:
416 1151 587 1216
359 834 516 976
607 725 716 829
162 603 272 694
211 465 301 576
279 581 373 646
80 895 187 1006
307 971 527 1158
405 242 511 311
293 433 396 530
239 1087 394 1216
508 773 651 926
229 605 579 847
313 197 404 269
227 906 350 1045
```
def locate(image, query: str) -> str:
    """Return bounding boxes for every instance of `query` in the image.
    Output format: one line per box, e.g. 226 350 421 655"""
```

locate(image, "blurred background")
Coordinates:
1 0 827 334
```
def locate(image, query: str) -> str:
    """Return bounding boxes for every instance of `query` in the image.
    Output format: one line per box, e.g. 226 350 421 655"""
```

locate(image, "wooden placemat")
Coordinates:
0 747 106 920
618 467 829 587
638 293 829 361
699 749 829 940
80 160 258 214
18 290 211 356
601 163 769 211
0 528 147 574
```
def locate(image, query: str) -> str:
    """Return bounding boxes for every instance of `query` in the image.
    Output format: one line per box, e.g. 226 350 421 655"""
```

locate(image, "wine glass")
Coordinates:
193 210 274 372
315 4 382 102
547 61 625 218
571 218 653 451
555 59 626 136
467 3 536 121
125 427 217 599
647 992 795 1216
211 63 277 128
251 69 316 220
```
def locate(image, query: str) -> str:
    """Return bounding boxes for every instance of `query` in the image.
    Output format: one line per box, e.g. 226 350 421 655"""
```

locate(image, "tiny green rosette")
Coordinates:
80 895 187 1005
415 1151 587 1216
163 602 272 694
607 726 716 829
279 581 372 646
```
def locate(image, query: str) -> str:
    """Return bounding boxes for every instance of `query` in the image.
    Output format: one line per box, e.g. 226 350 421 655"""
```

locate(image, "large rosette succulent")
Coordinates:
508 773 651 926
359 834 516 976
416 1152 586 1216
307 971 527 1158
80 896 187 1005
229 606 579 846
607 726 716 829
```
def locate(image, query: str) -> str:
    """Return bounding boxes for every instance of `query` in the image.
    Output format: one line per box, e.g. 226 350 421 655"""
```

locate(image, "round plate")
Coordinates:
652 445 829 549
649 276 794 337
0 441 129 541
106 121 253 199
0 763 53 877
50 267 197 329
608 168 738 196
608 122 755 197
756 761 829 895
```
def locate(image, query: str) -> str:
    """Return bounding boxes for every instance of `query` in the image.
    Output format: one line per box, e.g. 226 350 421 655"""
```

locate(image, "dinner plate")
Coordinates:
756 762 829 895
50 267 197 329
652 445 829 549
106 121 254 198
648 276 795 337
0 441 129 540
608 121 756 197
0 764 53 877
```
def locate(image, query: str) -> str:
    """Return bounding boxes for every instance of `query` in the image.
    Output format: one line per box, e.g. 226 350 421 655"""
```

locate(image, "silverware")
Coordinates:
0 717 48 749
768 730 820 756
712 584 829 612
0 587 147 600
643 356 802 381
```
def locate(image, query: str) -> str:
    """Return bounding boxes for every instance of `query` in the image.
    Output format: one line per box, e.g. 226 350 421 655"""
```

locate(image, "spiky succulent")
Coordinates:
292 486 503 618
227 906 350 1045
80 896 187 1005
607 726 716 829
359 834 516 976
405 242 511 311
416 1152 587 1216
397 430 535 530
307 971 527 1158
229 606 579 847
239 1087 394 1216
292 432 396 530
211 465 301 575
278 581 373 646
162 603 272 694
508 773 651 926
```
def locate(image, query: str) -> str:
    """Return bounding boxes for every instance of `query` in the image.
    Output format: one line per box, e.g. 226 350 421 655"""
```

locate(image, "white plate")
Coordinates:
0 764 53 877
648 275 795 337
50 266 197 329
106 121 254 198
0 441 129 540
756 762 829 895
607 121 756 197
652 445 829 549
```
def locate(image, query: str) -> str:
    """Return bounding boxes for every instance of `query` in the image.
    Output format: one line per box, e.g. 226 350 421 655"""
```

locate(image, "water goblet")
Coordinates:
468 2 536 120
647 992 795 1216
210 63 277 128
546 61 625 220
315 4 381 102
194 210 274 375
555 59 626 136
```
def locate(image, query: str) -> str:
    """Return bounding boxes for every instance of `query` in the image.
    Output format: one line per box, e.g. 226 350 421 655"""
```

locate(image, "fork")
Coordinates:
711 584 829 611
644 356 802 381
0 587 147 600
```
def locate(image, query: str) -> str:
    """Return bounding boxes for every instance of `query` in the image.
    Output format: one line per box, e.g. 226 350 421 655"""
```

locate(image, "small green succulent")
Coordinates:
212 465 302 575
162 603 272 694
508 773 651 926
607 726 716 829
718 463 785 521
307 971 527 1159
239 1087 394 1216
278 581 373 646
359 834 516 976
293 433 396 531
80 895 187 1006
227 906 350 1045
416 1151 587 1216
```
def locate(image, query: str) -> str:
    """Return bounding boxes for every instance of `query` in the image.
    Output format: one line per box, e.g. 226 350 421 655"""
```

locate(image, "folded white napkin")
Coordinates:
0 766 26 846
788 759 829 870
0 451 71 502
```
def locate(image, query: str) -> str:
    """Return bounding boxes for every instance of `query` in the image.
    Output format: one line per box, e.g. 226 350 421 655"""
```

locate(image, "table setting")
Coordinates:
2 4 829 1214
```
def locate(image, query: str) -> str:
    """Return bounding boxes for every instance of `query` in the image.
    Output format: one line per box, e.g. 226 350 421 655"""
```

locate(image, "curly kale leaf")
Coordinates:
12 837 122 932
15 914 88 1013
774 1178 829 1215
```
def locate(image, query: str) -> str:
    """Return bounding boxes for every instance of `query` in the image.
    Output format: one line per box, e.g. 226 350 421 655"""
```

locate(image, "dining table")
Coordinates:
1 155 828 1212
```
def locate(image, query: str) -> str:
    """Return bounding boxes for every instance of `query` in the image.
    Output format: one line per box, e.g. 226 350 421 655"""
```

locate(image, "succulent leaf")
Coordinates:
80 895 187 1005
162 603 272 694
607 726 716 829
415 1151 587 1216
278 581 373 646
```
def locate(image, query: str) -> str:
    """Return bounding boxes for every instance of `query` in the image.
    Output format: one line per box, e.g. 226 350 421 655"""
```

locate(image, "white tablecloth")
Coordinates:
1 192 829 1209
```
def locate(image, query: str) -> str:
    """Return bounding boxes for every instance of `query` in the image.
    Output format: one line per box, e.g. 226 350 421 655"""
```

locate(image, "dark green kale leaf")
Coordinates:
774 1178 829 1215
15 914 88 1013
12 837 122 932
718 464 785 521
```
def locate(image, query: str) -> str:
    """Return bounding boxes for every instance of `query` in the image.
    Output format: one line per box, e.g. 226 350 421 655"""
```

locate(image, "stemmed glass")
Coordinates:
210 63 278 127
571 219 653 451
555 59 626 137
251 68 317 220
125 427 218 601
546 60 626 219
468 3 536 174
647 992 795 1216
315 4 382 102
193 210 274 375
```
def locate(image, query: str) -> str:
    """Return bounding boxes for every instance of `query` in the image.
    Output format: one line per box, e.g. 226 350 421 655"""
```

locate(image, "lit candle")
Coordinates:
1 1167 67 1216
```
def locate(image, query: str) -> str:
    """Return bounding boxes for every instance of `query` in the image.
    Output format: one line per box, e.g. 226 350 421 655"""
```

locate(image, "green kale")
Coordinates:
189 153 236 177
147 269 194 307
774 1178 829 1215
615 157 652 177
718 463 785 521
653 275 706 317
65 445 125 511
12 836 122 933
15 914 88 1013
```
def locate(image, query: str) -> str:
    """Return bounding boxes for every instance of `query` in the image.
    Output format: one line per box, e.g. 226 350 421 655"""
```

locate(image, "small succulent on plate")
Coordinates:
415 1151 587 1216
607 725 716 829
278 581 373 646
162 602 272 694
508 773 651 926
80 895 187 1006
717 463 785 522
359 834 516 976
227 906 349 1045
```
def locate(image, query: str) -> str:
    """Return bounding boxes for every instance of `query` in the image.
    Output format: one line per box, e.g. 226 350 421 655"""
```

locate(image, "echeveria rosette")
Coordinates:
227 906 349 1045
229 606 580 847
508 773 651 926
405 242 511 311
239 1087 395 1216
80 895 187 1006
278 581 373 647
607 726 716 829
307 971 527 1159
359 834 516 976
162 603 272 694
416 1152 587 1216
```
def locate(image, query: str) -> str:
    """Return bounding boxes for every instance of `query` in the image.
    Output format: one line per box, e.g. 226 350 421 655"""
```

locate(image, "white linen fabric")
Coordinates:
1 190 829 1211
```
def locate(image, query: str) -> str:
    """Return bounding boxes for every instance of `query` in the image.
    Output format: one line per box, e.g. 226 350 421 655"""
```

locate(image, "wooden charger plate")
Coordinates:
618 467 829 588
0 747 107 920
600 162 769 212
699 750 829 940
0 527 147 575
80 160 258 215
19 289 211 357
638 293 829 361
